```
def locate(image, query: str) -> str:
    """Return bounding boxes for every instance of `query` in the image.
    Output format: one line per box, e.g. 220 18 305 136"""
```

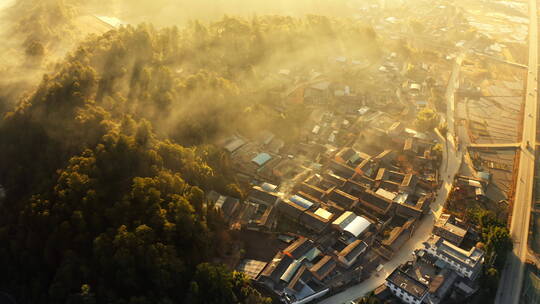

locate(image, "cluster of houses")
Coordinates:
220 134 440 303
368 211 484 304
382 228 485 304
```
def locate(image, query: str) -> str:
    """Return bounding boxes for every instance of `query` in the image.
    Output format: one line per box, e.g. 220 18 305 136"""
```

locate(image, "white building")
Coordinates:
423 235 484 280
332 211 371 238
385 268 428 304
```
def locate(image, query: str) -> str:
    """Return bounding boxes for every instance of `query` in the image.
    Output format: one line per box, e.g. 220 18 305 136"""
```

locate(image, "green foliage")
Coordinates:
465 208 512 303
414 107 439 132
0 12 379 304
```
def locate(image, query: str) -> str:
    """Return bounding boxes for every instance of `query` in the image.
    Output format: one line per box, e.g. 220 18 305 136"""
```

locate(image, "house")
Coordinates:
332 211 372 238
252 152 273 167
395 193 433 219
260 237 330 304
350 174 376 189
304 81 331 104
373 149 395 166
380 218 416 259
277 198 309 220
400 174 418 193
295 182 327 200
326 189 358 209
386 251 459 304
299 210 332 234
386 268 428 304
283 237 315 259
237 259 268 280
337 239 368 268
224 136 246 153
296 191 324 207
323 172 348 188
328 160 356 179
259 253 295 286
283 266 330 304
205 190 240 222
341 179 368 197
358 189 394 216
247 186 280 206
355 159 379 178
335 147 370 167
246 205 277 231
310 255 337 281
423 235 484 280
433 214 469 246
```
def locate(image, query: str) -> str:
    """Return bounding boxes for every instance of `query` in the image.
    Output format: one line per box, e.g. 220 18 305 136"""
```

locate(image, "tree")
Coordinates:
414 108 439 132
25 40 45 57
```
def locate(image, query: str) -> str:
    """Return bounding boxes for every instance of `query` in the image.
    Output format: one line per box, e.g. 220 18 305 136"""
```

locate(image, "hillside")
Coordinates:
0 10 380 304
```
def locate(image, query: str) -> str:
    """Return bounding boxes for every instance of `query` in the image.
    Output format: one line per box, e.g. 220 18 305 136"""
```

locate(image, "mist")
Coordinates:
84 0 368 26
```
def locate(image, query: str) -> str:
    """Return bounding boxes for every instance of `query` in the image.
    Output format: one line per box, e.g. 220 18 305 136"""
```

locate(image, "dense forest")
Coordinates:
0 1 381 303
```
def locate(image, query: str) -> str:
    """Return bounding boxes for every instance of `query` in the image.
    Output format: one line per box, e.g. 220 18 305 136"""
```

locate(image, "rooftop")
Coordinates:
387 268 428 300
252 153 272 167
424 235 484 268
333 211 371 237
435 214 467 238
290 195 315 209
283 238 315 259
314 208 333 220
237 259 267 280
310 255 337 281
339 239 368 262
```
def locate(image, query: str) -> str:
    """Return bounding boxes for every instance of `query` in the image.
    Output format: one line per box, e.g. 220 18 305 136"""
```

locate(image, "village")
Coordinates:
201 0 535 303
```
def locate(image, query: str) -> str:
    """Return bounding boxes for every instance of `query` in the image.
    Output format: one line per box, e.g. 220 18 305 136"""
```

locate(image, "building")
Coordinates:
386 268 428 304
246 205 276 231
283 238 316 259
326 188 358 209
380 218 416 259
358 189 394 216
423 235 484 280
337 239 368 268
283 266 330 304
299 209 332 234
386 251 459 304
332 211 371 238
335 147 371 167
259 253 295 286
309 255 337 281
252 152 273 167
328 160 356 179
237 259 268 280
394 193 432 219
277 198 310 220
205 190 240 222
295 182 327 200
433 214 468 246
247 186 280 206
223 136 246 153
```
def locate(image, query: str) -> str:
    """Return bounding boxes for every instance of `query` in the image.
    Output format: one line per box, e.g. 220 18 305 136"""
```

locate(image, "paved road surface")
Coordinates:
494 0 538 303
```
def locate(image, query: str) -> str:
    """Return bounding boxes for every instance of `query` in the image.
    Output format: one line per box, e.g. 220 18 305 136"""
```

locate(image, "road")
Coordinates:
494 0 539 303
318 50 466 304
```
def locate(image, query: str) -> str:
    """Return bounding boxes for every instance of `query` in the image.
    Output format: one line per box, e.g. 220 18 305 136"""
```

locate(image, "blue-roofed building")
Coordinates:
290 195 315 209
252 153 272 167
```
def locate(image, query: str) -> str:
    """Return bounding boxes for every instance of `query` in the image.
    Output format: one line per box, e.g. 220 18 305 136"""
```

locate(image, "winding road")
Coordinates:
317 50 465 304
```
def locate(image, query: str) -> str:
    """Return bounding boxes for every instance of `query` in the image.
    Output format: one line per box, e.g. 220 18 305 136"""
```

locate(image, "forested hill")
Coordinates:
0 15 379 304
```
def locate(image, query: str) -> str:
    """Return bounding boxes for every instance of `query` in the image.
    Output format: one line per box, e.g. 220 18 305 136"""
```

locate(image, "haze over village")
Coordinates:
0 1 539 304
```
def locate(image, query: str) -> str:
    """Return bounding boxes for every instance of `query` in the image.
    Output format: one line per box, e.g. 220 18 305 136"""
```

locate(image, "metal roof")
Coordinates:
344 216 371 237
290 195 314 209
252 153 272 166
